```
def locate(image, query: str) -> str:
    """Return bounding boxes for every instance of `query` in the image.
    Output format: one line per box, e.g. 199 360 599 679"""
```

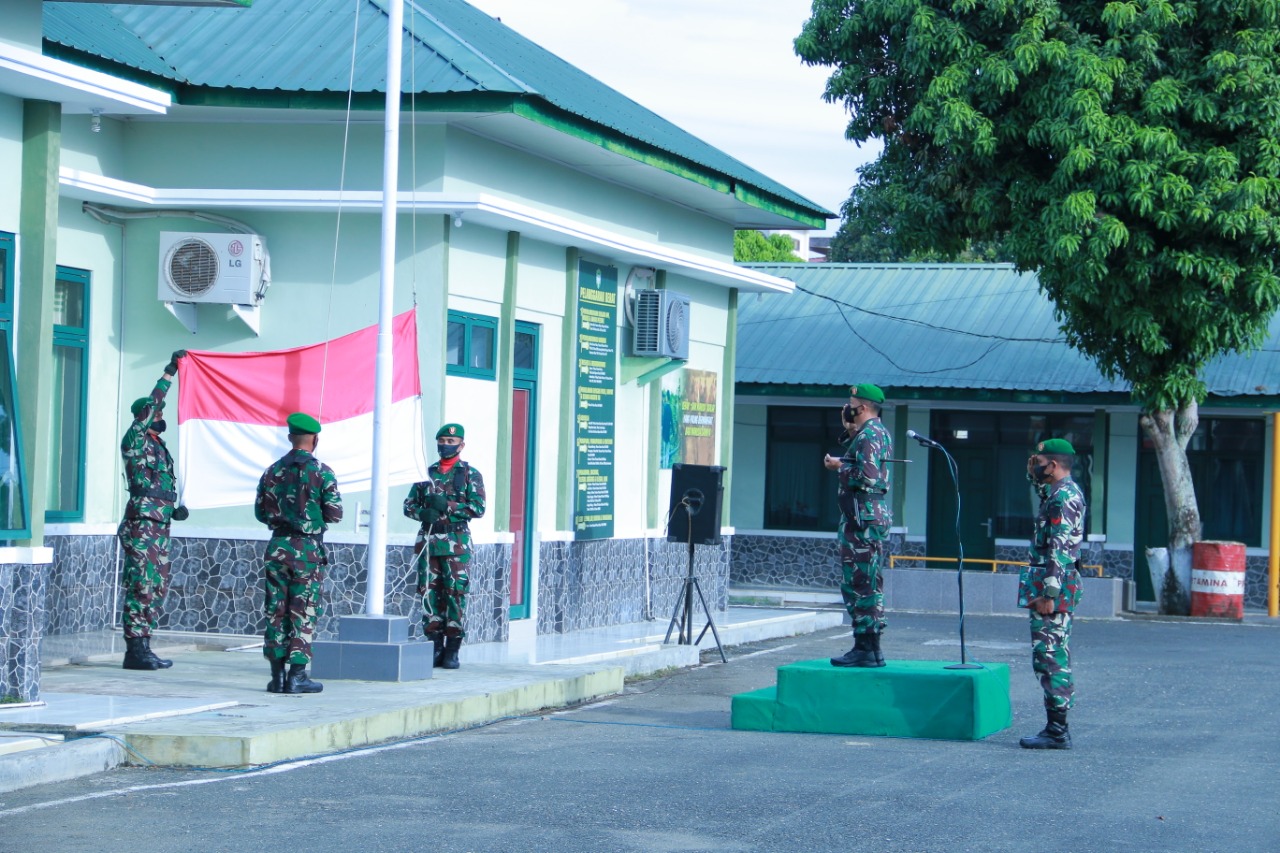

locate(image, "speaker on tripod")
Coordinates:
664 464 727 661
666 463 725 545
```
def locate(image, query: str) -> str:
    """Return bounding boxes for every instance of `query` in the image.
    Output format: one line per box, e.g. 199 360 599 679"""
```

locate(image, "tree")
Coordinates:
734 230 803 262
797 0 1280 576
829 179 1016 262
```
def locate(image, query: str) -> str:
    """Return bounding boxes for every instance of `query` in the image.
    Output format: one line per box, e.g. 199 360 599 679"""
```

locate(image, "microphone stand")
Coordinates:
913 436 982 670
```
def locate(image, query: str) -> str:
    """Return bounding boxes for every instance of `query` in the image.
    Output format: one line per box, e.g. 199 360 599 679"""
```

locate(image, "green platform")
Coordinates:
732 659 1012 741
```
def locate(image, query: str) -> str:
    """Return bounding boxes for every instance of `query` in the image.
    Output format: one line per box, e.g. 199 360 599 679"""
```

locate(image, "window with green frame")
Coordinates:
446 310 497 379
47 266 89 520
0 232 29 538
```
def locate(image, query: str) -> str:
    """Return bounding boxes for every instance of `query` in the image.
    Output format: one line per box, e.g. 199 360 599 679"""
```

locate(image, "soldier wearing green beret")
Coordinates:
118 350 189 671
1019 437 1086 749
403 422 486 669
823 383 894 667
254 412 343 694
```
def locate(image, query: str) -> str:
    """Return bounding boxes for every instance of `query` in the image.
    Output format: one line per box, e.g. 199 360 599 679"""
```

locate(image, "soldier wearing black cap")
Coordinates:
254 412 343 694
823 382 894 667
118 351 189 671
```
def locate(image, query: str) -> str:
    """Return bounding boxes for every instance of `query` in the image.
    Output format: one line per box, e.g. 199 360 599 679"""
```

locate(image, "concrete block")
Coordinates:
335 615 411 644
310 639 434 682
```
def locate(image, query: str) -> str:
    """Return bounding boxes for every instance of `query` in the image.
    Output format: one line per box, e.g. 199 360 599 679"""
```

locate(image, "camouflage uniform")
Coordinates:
118 378 177 640
1019 476 1085 711
836 417 893 635
403 461 486 639
254 448 343 666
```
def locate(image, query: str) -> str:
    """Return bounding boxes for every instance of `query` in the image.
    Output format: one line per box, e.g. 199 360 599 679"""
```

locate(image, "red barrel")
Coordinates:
1190 541 1247 619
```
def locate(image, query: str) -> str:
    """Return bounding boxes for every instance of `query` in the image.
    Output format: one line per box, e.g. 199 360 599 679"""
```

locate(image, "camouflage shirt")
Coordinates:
254 449 343 536
403 460 486 557
121 377 176 523
1023 476 1086 610
837 417 893 529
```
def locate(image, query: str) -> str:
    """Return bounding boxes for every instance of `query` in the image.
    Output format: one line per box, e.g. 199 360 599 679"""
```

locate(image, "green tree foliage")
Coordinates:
830 180 1016 262
734 230 803 262
798 0 1280 554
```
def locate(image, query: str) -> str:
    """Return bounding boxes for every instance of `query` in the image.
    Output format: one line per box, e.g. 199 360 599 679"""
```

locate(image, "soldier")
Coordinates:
823 383 893 668
254 412 343 695
118 350 190 671
403 423 486 669
1018 438 1085 749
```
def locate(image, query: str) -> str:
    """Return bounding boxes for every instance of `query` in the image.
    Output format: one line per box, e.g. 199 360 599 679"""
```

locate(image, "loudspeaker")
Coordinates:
667 464 726 546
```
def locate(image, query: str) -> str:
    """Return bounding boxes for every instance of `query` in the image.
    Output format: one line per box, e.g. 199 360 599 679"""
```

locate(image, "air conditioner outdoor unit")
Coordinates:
157 231 269 306
632 289 689 359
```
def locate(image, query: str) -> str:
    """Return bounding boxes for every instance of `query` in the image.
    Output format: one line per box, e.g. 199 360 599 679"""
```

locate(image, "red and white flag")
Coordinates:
175 309 430 509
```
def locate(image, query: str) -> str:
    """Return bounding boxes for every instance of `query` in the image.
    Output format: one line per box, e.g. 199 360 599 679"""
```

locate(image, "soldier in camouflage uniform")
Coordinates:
403 423 486 669
254 412 343 694
824 383 893 668
1018 437 1085 749
118 351 190 671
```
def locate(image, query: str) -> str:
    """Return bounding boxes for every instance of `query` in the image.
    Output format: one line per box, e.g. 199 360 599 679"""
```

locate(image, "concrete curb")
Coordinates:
0 735 127 794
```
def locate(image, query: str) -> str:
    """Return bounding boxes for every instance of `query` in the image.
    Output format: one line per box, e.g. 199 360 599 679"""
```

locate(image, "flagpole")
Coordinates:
365 0 404 617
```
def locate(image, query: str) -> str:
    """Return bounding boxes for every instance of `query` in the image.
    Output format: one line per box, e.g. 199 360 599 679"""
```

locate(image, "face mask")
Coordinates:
437 443 460 459
150 419 167 434
1032 463 1050 482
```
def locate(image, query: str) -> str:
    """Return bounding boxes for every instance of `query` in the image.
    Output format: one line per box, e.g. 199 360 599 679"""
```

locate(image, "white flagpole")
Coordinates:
365 0 404 616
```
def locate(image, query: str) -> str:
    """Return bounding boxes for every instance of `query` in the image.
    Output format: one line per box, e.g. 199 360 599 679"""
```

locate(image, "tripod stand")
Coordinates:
663 491 727 662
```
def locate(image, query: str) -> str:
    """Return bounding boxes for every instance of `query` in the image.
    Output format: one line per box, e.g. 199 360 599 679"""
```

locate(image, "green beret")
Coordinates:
130 397 153 418
436 423 465 440
850 383 885 404
1036 438 1075 455
287 412 322 435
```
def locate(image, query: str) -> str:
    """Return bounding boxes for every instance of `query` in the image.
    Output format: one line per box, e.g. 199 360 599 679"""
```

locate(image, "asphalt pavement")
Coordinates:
1 610 1275 853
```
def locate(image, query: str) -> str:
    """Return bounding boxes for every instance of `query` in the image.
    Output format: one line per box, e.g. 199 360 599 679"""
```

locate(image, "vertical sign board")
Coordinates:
573 261 617 539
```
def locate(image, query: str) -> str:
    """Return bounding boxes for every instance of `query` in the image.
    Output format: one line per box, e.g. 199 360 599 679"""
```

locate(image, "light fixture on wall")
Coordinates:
90 108 102 133
452 212 463 228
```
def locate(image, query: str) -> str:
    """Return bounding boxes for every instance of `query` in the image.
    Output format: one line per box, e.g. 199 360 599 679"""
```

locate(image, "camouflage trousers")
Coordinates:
118 519 172 639
1030 610 1075 711
416 550 470 639
839 520 888 635
262 536 325 666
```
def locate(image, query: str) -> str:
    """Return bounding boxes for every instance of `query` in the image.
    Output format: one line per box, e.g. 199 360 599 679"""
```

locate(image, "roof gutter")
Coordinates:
60 168 797 294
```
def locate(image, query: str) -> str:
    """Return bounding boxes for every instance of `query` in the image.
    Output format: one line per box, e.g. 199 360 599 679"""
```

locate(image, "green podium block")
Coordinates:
731 659 1011 741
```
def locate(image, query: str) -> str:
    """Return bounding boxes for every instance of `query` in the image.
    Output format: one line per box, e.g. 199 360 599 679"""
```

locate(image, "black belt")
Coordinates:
426 521 468 535
271 527 325 541
129 487 177 501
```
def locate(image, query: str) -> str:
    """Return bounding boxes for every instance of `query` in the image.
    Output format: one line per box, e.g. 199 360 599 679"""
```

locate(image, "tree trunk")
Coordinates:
1139 404 1203 614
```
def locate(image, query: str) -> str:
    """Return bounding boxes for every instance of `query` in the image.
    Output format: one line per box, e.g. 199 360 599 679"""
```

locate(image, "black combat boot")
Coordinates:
142 637 173 669
283 664 324 694
267 658 287 693
123 637 164 671
869 632 885 667
440 636 462 670
830 633 881 668
1019 708 1071 750
426 632 445 668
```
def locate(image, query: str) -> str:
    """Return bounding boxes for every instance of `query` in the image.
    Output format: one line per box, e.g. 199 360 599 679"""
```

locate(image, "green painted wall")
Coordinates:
729 401 767 529
1106 411 1140 545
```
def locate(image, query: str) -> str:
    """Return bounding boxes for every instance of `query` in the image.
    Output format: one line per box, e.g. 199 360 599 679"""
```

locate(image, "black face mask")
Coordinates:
437 443 460 459
150 419 167 434
1032 463 1050 482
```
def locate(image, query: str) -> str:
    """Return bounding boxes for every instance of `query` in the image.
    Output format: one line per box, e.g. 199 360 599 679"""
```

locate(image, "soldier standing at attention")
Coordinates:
403 423 486 669
254 412 343 694
1019 438 1086 749
823 383 893 668
119 350 189 671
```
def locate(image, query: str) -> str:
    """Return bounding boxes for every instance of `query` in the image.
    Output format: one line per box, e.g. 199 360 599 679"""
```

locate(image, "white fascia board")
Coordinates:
0 42 170 115
59 171 796 294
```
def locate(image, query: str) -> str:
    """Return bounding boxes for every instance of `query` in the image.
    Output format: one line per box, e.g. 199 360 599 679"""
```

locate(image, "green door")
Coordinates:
927 444 997 563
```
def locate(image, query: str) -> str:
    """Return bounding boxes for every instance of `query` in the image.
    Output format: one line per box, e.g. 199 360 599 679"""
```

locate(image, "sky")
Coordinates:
464 0 882 234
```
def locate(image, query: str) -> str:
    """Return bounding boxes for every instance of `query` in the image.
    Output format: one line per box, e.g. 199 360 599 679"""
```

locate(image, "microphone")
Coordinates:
906 429 942 448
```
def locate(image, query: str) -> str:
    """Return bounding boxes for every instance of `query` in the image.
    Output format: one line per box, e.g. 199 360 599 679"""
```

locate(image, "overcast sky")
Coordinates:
465 0 881 233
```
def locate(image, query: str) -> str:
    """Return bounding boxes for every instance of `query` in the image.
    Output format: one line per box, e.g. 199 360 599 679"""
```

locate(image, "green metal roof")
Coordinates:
738 263 1280 400
41 0 831 227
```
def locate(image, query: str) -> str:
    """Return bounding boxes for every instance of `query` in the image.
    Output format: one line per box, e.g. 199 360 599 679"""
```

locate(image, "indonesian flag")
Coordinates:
175 309 430 509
